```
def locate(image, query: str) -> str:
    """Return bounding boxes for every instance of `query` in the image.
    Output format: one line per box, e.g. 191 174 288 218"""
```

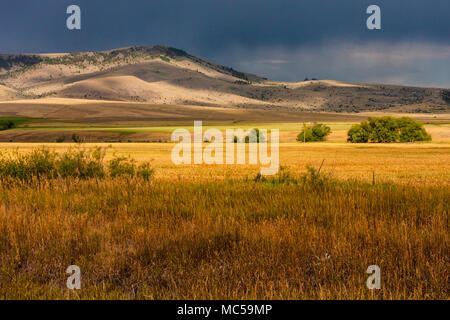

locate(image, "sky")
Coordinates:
0 0 449 87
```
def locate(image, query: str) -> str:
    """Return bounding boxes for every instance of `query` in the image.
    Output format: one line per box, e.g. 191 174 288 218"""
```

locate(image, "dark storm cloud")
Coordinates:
0 0 449 86
223 42 450 87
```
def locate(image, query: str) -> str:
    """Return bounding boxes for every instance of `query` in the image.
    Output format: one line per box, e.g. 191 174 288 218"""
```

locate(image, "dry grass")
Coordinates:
1 142 448 185
0 143 448 299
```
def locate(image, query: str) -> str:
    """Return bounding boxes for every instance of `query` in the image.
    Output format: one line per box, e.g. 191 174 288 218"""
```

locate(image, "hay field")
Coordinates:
0 142 449 185
0 141 448 299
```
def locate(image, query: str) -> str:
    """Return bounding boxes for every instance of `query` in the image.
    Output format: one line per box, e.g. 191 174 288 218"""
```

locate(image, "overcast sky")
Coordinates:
0 0 449 87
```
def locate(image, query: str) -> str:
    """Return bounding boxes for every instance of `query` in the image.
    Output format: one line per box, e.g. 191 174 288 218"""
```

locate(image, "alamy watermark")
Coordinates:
171 121 279 175
366 5 381 30
66 265 81 290
366 265 381 290
66 5 81 30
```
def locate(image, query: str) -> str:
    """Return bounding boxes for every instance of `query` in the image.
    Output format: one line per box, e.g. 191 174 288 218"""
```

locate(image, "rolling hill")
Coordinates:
0 45 449 114
0 84 23 101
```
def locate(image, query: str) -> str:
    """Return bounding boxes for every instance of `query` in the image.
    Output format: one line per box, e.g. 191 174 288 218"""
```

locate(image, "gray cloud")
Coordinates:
0 0 448 86
217 42 450 88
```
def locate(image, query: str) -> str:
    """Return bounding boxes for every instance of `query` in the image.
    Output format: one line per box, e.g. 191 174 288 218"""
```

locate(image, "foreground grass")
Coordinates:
0 171 448 299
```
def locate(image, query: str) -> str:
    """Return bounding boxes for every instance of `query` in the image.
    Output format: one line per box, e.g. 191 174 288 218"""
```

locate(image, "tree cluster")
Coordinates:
347 116 431 143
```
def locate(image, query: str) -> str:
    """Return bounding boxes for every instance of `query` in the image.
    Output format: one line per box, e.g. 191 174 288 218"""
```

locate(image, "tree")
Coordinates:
347 116 432 143
347 121 371 143
367 116 399 143
297 123 331 142
233 128 265 143
397 117 431 142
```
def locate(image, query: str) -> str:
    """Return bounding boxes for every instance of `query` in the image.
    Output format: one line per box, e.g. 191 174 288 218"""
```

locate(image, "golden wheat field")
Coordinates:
0 140 448 300
1 141 449 185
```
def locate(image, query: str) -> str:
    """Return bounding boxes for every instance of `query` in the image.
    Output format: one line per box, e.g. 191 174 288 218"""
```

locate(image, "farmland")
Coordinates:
0 139 448 299
0 95 448 300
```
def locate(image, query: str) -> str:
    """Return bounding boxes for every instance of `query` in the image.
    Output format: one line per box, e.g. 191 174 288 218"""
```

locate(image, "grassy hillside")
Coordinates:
0 46 448 113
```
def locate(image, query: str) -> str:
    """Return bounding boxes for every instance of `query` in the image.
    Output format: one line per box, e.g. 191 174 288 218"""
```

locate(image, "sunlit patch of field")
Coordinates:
1 142 449 186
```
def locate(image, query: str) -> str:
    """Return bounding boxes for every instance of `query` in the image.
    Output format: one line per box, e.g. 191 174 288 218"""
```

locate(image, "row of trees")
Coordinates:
296 116 431 143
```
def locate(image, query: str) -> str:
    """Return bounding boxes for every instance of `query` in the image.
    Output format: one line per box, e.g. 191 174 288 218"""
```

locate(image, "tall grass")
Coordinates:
0 154 447 299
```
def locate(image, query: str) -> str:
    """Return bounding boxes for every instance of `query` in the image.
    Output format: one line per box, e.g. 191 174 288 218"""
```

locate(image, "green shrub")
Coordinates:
0 148 154 182
301 165 333 190
347 116 432 143
27 149 58 179
0 148 57 181
55 148 105 179
136 162 154 181
108 156 136 178
160 55 170 63
297 123 331 142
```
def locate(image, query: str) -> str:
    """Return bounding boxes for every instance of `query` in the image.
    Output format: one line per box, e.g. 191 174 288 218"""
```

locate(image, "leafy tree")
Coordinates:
297 123 331 142
347 121 371 143
347 116 432 143
367 116 399 143
397 117 431 142
234 129 265 143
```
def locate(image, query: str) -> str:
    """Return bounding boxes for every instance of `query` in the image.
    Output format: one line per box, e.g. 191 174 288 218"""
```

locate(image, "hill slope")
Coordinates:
0 46 449 113
0 84 22 101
